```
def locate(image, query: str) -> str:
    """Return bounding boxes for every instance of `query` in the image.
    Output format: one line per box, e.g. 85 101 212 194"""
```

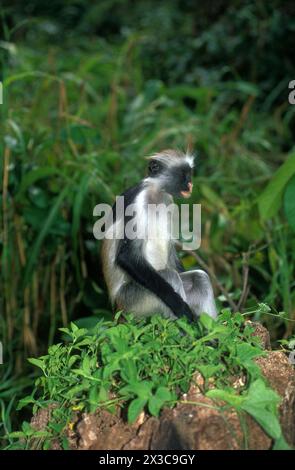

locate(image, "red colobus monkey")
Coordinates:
101 149 217 322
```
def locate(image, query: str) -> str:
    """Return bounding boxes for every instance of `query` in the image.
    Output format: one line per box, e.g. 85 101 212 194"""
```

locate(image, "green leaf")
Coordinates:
16 167 61 200
273 434 292 450
82 355 91 375
103 357 121 379
23 185 70 287
243 379 280 409
283 175 295 231
241 379 282 440
21 421 33 435
68 355 80 368
16 395 36 410
89 385 99 413
155 387 172 402
72 316 102 331
64 383 90 399
98 386 108 403
206 388 244 407
121 381 153 400
199 313 216 331
148 387 172 417
258 152 295 220
59 327 71 335
70 321 79 332
242 360 261 379
7 431 26 439
120 359 138 383
49 421 64 433
175 318 197 337
148 396 163 417
242 403 281 440
62 437 70 450
236 343 264 362
127 398 147 423
197 364 222 379
27 358 45 372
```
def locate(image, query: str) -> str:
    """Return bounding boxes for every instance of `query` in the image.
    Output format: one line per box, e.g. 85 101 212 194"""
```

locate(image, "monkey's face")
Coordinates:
148 160 193 198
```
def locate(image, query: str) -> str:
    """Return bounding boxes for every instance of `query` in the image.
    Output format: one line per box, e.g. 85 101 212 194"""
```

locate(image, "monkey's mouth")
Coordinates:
180 182 193 198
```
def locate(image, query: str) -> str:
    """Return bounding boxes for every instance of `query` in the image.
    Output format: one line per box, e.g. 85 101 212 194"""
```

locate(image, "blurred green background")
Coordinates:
0 0 295 445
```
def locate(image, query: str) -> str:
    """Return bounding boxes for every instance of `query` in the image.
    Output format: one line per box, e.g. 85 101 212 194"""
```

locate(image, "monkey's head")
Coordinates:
147 150 194 198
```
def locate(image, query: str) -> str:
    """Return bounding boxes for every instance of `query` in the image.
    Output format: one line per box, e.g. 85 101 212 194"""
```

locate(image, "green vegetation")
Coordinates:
0 0 295 450
5 312 290 450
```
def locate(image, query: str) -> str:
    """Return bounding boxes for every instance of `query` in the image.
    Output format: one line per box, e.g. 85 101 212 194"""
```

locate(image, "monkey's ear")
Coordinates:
148 159 160 175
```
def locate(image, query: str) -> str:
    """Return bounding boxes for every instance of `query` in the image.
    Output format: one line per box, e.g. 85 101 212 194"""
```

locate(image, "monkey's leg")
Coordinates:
116 269 186 319
180 269 217 319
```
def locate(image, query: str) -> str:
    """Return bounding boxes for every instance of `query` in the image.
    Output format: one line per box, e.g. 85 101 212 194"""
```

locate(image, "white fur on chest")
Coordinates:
144 237 169 270
144 212 170 270
135 186 172 271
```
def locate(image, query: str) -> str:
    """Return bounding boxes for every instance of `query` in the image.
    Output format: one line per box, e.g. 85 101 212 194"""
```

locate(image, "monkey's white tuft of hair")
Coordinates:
184 153 195 168
147 149 195 168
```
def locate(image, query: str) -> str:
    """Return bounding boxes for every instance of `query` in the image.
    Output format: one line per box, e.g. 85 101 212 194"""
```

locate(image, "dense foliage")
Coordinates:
0 0 295 449
6 312 290 450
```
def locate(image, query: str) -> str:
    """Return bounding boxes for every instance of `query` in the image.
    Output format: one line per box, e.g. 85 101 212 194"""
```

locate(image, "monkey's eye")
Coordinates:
148 160 160 175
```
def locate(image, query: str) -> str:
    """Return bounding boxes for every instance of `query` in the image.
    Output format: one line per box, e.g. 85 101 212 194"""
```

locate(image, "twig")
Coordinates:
237 251 250 312
2 147 13 338
229 95 255 144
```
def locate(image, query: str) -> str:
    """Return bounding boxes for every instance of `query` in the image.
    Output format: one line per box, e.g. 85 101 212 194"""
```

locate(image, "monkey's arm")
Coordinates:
116 240 194 321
